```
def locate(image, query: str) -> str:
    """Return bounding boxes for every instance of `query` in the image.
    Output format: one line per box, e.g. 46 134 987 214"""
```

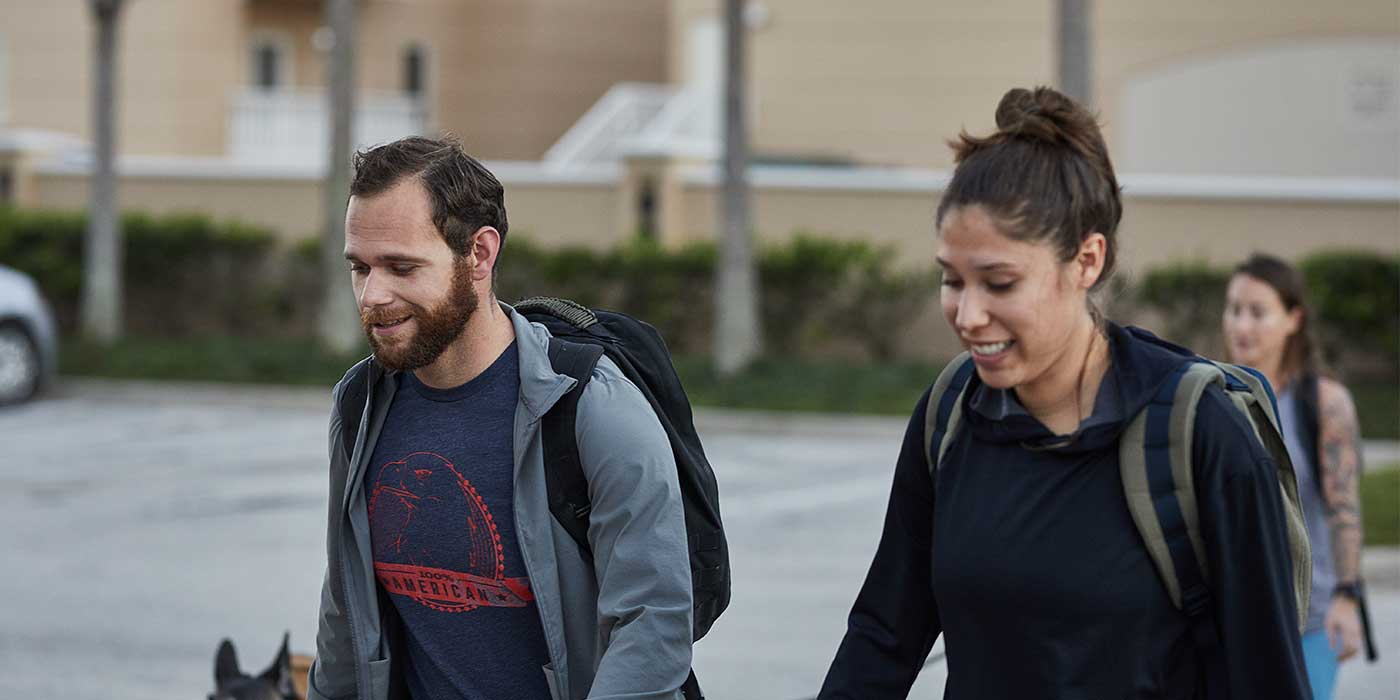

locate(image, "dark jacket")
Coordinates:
820 324 1311 699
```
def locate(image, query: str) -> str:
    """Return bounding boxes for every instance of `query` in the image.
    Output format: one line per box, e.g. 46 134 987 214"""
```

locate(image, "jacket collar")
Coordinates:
504 301 578 420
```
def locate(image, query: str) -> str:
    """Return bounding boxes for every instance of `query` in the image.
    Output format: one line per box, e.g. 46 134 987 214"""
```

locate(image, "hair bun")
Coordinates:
993 86 1093 147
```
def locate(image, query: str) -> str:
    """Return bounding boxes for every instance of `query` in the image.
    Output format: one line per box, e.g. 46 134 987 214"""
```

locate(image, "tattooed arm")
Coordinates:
1318 377 1365 661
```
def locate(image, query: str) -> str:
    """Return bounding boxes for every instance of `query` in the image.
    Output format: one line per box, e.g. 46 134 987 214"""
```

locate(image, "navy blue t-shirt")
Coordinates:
365 343 553 699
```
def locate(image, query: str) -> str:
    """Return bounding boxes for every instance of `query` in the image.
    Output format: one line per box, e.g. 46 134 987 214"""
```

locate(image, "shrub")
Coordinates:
0 207 281 336
1134 260 1230 352
1299 250 1400 379
3 208 941 362
759 235 873 356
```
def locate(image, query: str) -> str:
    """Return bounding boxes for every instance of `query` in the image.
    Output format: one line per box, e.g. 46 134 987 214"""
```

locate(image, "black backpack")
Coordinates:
515 296 731 643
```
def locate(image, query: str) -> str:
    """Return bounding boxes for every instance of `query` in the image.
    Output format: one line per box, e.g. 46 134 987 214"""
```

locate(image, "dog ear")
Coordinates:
259 631 295 698
214 638 242 687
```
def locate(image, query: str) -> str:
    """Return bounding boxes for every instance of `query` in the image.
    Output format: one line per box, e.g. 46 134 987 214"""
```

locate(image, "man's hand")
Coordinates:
1325 596 1363 663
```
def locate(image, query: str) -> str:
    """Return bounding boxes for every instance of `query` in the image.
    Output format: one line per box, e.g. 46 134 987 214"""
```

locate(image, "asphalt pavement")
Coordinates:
0 379 1395 699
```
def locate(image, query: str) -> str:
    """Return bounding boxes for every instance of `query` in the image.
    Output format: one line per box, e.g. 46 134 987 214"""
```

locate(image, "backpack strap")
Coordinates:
336 358 375 465
543 337 606 560
1121 361 1219 613
1121 361 1229 698
923 352 976 473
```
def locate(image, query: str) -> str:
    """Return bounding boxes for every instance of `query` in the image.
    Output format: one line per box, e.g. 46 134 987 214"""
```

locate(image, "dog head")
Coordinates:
209 632 296 700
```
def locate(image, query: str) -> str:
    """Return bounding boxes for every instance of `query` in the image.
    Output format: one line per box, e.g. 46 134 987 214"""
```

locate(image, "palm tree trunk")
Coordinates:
319 0 363 354
714 0 762 376
81 0 125 343
1057 0 1093 106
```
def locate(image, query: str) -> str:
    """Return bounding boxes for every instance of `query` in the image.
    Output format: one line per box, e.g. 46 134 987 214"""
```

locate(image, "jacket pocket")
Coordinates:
366 658 391 700
541 663 563 700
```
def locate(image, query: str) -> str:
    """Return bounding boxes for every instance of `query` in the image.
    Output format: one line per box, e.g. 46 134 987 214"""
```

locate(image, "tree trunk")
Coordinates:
1057 0 1092 107
714 0 761 376
81 0 125 344
319 0 363 354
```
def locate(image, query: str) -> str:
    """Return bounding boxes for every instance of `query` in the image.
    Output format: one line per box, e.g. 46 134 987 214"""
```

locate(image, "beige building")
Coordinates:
1 1 1396 290
0 0 667 162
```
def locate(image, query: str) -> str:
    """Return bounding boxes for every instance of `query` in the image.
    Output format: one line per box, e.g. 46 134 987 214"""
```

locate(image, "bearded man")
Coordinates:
308 137 694 700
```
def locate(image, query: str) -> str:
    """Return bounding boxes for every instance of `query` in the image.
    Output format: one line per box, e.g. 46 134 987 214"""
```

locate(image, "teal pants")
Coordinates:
1301 629 1340 700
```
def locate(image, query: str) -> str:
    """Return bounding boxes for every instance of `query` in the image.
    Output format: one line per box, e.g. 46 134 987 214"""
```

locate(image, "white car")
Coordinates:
0 264 58 404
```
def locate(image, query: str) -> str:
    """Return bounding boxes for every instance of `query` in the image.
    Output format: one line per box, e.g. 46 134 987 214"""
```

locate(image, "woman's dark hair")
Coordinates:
1233 253 1320 381
935 86 1122 291
349 135 508 256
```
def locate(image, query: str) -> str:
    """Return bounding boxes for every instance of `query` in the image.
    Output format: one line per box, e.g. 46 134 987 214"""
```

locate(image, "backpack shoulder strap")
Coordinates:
1121 360 1232 699
923 352 976 474
336 357 375 464
542 337 606 560
1123 359 1313 651
1120 360 1221 615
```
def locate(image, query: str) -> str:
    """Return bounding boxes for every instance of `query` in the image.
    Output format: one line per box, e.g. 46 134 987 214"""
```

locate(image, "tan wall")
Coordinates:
31 172 326 241
1094 0 1400 159
675 181 1399 276
2 0 243 156
30 167 1394 272
1116 197 1400 278
672 0 1056 168
28 171 624 251
670 0 1399 171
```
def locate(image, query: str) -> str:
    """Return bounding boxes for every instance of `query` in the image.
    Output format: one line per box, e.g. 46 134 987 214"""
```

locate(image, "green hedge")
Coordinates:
1301 251 1400 377
1135 260 1230 354
0 207 283 336
497 233 933 359
7 206 1395 399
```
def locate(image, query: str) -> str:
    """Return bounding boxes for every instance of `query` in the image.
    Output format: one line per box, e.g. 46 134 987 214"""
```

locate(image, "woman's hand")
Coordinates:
1324 596 1363 662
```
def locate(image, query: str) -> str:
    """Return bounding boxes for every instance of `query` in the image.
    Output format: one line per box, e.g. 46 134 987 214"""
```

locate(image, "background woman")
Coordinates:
1224 254 1368 700
818 87 1309 699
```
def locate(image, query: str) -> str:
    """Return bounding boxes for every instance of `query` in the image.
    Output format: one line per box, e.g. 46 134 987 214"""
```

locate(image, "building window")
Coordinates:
249 32 293 91
403 43 427 97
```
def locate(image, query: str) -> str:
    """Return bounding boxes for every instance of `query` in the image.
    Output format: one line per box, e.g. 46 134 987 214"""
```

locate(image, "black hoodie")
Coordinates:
819 323 1311 699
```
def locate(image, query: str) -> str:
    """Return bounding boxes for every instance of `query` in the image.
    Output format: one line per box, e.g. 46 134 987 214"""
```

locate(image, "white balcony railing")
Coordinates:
229 88 426 167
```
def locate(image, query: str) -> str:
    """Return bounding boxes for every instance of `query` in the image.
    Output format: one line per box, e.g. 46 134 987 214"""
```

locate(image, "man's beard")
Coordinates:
361 258 481 372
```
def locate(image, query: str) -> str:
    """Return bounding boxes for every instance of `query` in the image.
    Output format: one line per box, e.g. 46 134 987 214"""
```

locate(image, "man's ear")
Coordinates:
468 226 503 282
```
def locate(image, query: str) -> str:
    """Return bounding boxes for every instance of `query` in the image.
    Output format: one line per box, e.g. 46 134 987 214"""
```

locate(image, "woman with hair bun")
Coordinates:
1224 254 1369 700
818 87 1310 699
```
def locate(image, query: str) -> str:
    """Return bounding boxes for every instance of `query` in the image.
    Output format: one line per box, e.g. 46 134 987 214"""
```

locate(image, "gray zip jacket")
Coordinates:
308 306 693 700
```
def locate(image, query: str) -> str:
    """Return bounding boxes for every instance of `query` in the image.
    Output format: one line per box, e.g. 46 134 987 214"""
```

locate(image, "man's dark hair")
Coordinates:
349 136 508 256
